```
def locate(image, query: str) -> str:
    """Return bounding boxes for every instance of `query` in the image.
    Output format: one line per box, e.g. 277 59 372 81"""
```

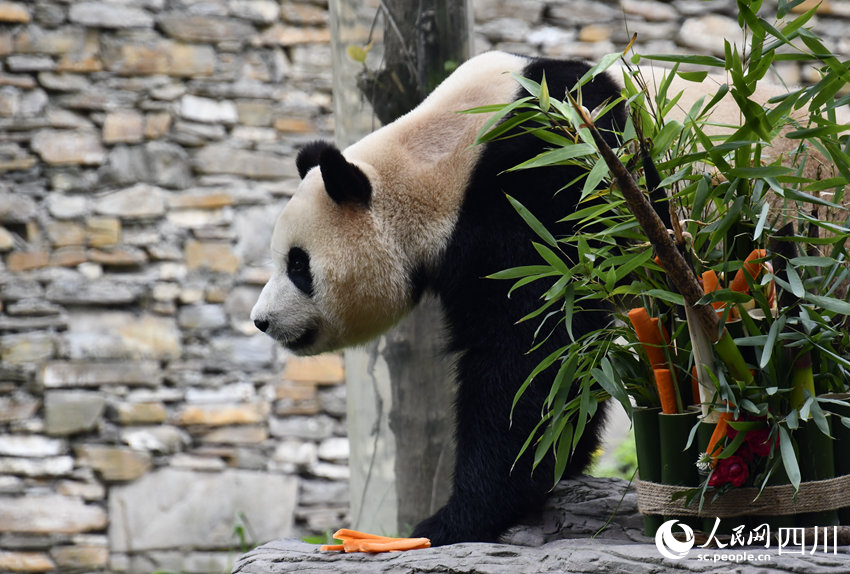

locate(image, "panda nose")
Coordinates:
254 319 269 333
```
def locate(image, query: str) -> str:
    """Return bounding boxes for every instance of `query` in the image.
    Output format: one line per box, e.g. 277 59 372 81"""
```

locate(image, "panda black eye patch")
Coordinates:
286 247 313 297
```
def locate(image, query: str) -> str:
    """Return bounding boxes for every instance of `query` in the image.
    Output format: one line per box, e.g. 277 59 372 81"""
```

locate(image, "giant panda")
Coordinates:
249 50 813 546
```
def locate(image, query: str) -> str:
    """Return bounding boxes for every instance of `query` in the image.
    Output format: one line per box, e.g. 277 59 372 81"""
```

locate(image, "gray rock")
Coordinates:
109 467 297 552
46 279 143 305
270 415 336 441
0 434 66 457
42 360 161 388
0 190 37 223
69 2 154 28
232 477 850 574
209 335 276 370
0 495 107 534
146 141 192 189
94 183 166 219
194 144 299 180
44 391 106 435
178 304 228 331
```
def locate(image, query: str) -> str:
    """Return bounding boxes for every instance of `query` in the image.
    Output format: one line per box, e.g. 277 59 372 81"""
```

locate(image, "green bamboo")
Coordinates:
789 354 815 410
822 395 850 525
713 329 754 385
796 416 839 527
659 410 700 527
633 406 663 536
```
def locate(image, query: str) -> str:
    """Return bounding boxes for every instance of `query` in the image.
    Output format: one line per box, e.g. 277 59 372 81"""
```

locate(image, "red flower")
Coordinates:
745 427 774 457
709 455 749 487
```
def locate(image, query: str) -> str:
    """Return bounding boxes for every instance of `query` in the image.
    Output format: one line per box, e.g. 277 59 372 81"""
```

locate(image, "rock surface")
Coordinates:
233 476 850 574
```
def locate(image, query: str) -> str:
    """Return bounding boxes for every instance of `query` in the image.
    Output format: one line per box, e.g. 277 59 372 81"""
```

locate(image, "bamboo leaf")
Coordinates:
779 425 801 490
760 314 786 368
507 195 560 249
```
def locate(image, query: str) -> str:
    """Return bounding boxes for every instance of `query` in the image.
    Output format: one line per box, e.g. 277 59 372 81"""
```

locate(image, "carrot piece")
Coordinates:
705 411 734 457
332 529 397 541
627 308 670 370
730 249 767 293
653 368 678 414
701 269 725 310
322 529 431 553
343 538 431 553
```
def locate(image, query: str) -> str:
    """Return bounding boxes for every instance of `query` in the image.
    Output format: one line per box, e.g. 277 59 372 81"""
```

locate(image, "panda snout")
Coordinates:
254 319 270 333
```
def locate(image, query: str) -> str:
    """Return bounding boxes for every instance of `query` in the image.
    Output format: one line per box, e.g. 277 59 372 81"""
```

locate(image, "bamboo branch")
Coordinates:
569 96 722 343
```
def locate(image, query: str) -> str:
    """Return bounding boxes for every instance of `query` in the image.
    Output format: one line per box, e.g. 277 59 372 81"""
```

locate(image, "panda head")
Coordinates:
250 141 416 355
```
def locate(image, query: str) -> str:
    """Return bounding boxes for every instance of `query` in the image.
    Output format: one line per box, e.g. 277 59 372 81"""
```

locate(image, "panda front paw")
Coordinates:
412 509 496 546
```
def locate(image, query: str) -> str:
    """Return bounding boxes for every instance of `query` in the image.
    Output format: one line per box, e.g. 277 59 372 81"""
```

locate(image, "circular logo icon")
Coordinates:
654 519 695 560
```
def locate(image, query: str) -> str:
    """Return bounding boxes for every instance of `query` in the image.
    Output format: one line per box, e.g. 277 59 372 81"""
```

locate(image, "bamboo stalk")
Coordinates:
568 97 722 343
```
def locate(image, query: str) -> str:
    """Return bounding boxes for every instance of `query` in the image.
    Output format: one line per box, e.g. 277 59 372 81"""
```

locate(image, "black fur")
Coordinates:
410 58 625 545
296 141 372 207
296 140 334 179
319 146 372 207
286 246 313 297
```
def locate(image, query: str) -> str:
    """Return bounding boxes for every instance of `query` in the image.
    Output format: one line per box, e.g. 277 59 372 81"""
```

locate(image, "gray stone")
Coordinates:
46 279 143 305
224 286 262 334
0 455 74 476
317 437 349 463
69 2 154 28
44 391 106 435
74 444 152 481
121 426 190 454
0 495 107 534
0 190 37 223
209 335 275 370
158 13 256 43
6 55 55 72
64 312 181 360
269 415 335 441
547 1 619 25
0 435 66 457
677 14 744 57
37 72 91 92
299 479 349 507
31 129 105 165
229 0 280 23
185 382 256 404
109 468 297 552
46 194 88 219
233 476 850 574
178 304 228 331
0 332 55 364
180 94 238 124
146 141 192 189
94 183 166 219
194 144 298 180
42 361 161 388
0 395 40 424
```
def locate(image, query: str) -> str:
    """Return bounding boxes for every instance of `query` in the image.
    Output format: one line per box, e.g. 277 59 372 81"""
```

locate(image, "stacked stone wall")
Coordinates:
0 0 848 573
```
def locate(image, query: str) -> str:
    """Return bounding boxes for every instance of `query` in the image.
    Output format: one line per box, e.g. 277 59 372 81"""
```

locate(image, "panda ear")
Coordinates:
296 140 334 179
318 146 372 208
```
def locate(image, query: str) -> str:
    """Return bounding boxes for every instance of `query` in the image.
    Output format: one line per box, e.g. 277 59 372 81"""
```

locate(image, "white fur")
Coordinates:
251 52 528 354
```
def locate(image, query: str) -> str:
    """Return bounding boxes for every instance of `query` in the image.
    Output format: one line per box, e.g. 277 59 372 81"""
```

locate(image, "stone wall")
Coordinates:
1 0 848 573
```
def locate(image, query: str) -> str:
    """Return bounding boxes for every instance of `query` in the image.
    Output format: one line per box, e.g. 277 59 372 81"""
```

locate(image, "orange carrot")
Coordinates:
705 411 734 457
654 368 678 414
730 249 767 293
344 538 430 553
321 529 431 553
701 269 725 310
627 307 670 370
